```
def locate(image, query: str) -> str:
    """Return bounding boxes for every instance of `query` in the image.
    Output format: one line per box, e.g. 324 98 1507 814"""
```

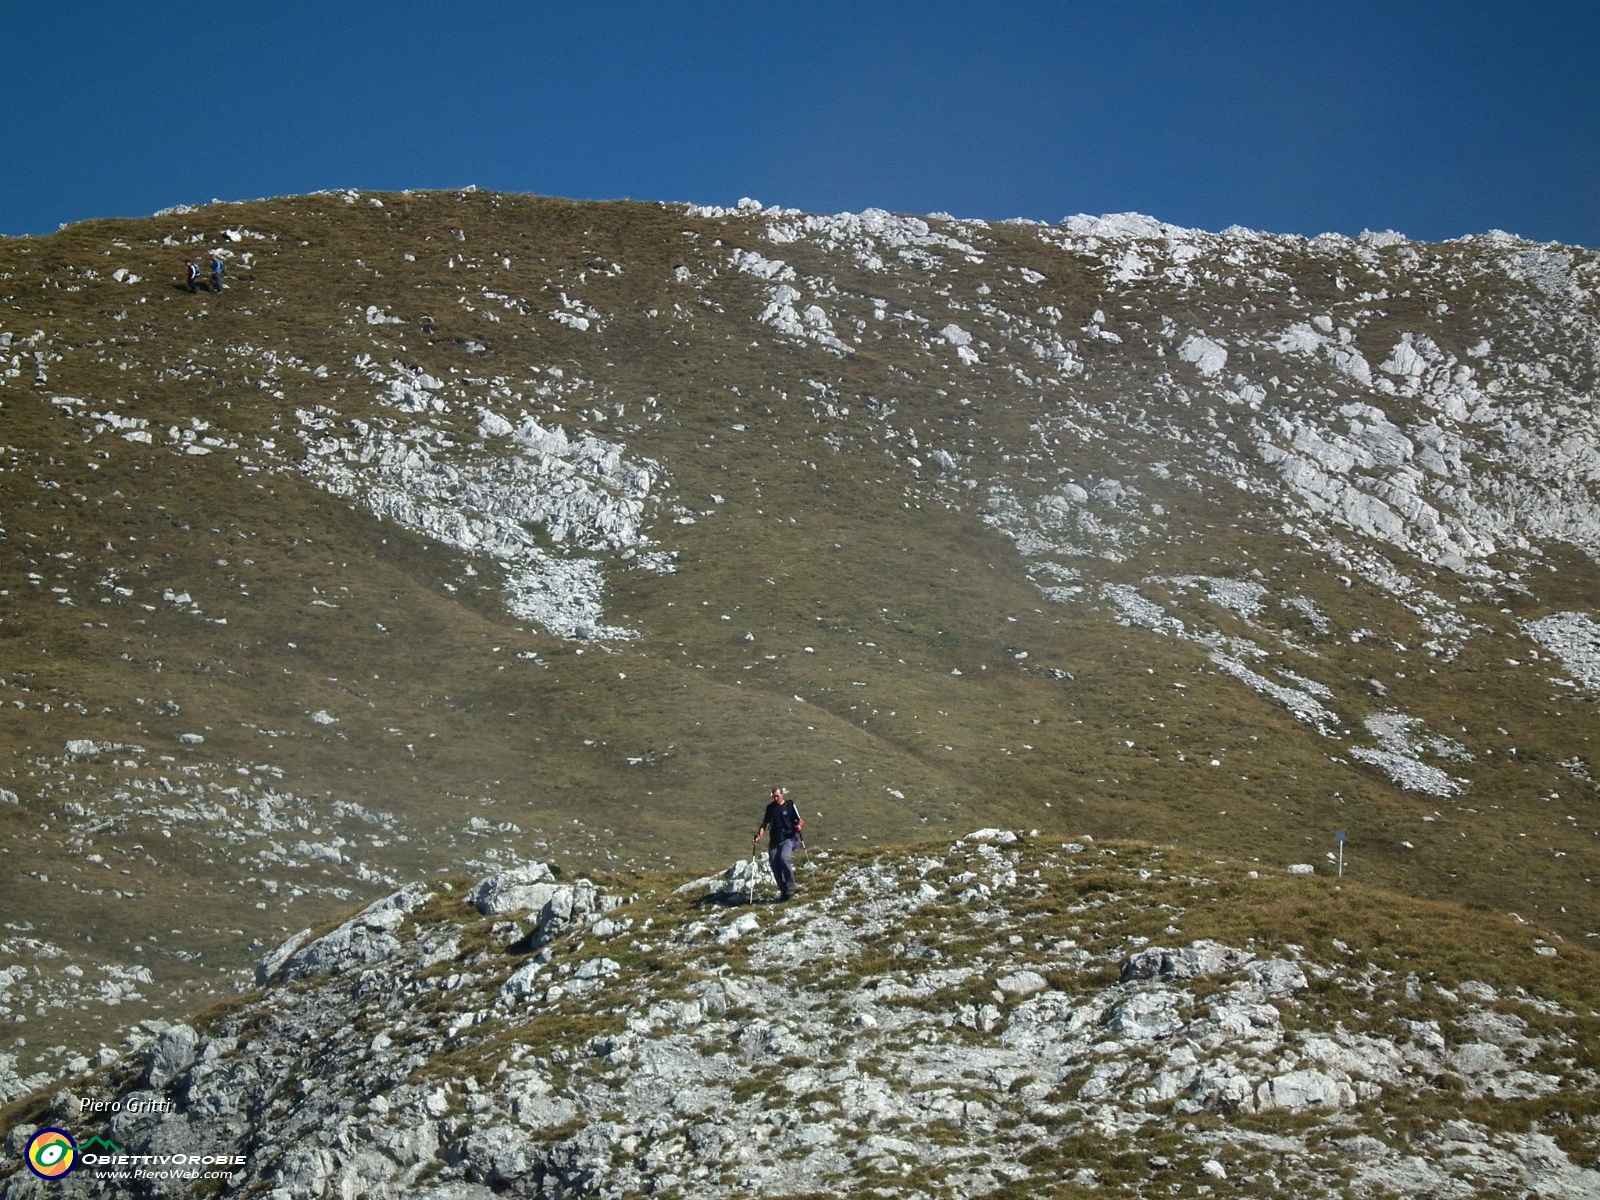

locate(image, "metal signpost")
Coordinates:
1335 829 1347 878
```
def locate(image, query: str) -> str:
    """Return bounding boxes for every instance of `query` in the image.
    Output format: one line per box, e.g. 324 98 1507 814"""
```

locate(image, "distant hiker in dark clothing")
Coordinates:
753 787 804 900
209 256 224 292
185 261 200 294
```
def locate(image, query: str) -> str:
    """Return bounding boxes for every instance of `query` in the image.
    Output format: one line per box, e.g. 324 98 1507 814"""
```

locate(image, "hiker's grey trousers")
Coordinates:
768 837 797 896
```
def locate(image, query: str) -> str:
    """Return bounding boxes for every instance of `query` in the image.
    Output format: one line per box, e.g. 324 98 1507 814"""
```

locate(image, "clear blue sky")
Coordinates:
4 1 1596 245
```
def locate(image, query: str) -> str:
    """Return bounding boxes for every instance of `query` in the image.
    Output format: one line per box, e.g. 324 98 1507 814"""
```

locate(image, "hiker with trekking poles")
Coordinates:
753 786 804 902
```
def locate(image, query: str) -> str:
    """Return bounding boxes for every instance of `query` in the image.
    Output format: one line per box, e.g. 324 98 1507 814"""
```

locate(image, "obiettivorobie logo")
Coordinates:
25 1129 77 1180
24 1132 123 1180
21 1129 248 1184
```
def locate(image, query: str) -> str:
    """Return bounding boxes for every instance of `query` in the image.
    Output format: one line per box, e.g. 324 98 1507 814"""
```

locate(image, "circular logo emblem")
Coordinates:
25 1128 77 1179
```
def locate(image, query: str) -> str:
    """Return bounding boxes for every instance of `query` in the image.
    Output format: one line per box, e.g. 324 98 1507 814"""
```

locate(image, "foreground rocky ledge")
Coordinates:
3 835 1598 1198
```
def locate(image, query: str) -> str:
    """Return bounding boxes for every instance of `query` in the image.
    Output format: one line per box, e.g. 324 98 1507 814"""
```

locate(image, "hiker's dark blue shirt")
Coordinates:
761 800 801 843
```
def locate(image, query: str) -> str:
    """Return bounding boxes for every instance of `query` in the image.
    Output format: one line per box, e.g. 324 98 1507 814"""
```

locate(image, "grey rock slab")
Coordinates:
1461 1007 1531 1046
0 1174 59 1200
1207 995 1283 1038
1173 1066 1258 1115
497 961 543 1004
1451 1040 1512 1078
183 1055 261 1119
447 1125 540 1185
514 1094 579 1131
255 927 313 986
142 1023 198 1089
268 1145 338 1198
1078 1059 1130 1100
1104 991 1186 1041
574 956 620 981
996 969 1049 997
359 1118 442 1169
716 914 759 943
1245 958 1310 996
1486 1069 1564 1100
280 884 431 981
2 1125 37 1157
1299 1033 1405 1085
406 1182 498 1200
107 1090 176 1145
1121 939 1253 984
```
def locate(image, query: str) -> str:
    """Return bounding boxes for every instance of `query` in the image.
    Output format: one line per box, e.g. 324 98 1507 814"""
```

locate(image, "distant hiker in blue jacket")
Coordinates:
753 787 804 901
185 261 200 294
209 255 224 292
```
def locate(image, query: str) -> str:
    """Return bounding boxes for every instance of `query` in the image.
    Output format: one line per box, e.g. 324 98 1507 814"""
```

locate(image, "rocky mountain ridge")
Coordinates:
5 832 1600 1198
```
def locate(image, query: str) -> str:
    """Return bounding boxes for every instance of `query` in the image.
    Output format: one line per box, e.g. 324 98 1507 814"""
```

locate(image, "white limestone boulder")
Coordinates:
1256 1068 1356 1112
467 863 560 916
1104 991 1185 1041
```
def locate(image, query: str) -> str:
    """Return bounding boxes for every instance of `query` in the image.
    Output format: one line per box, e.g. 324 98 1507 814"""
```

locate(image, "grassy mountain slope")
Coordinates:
0 190 1597 1092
